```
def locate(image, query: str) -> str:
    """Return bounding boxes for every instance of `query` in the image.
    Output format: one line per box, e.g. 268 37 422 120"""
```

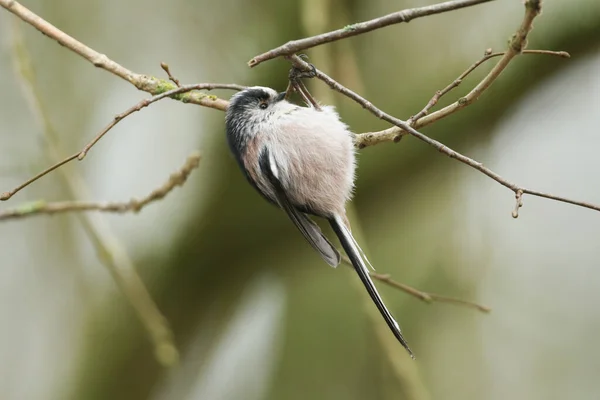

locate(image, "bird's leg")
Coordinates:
295 80 321 110
287 60 321 111
288 56 317 80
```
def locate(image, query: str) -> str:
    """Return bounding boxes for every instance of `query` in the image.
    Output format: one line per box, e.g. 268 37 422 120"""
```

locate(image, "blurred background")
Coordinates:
1 0 600 399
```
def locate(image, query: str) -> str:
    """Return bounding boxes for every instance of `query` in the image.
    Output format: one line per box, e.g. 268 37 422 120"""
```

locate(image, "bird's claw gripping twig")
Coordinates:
286 58 320 110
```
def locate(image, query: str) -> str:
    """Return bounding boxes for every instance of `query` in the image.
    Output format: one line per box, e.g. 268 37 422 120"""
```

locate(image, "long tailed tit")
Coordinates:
225 86 413 357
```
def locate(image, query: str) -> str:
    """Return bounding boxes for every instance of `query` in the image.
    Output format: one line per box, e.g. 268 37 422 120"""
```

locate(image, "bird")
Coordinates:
225 86 413 358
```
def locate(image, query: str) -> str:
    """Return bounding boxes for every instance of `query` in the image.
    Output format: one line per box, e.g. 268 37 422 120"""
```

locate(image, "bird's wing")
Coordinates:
259 148 341 267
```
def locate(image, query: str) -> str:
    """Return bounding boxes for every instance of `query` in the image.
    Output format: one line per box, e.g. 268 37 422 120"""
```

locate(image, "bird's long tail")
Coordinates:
329 214 414 358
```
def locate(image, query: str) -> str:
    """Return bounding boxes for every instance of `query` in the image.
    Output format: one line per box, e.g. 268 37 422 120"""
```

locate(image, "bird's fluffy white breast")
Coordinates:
259 103 356 216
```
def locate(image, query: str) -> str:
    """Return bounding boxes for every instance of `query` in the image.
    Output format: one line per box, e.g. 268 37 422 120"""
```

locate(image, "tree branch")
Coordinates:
0 152 201 221
0 0 231 110
248 0 497 67
341 256 490 313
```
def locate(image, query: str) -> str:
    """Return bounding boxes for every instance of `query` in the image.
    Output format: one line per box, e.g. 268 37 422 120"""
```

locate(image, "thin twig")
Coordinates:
0 154 80 201
0 84 239 201
408 49 570 124
0 0 232 110
0 153 201 221
341 255 490 312
160 62 181 87
248 0 496 67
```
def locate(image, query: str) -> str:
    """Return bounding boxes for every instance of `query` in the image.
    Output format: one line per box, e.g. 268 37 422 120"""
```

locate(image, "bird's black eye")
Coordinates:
259 102 268 110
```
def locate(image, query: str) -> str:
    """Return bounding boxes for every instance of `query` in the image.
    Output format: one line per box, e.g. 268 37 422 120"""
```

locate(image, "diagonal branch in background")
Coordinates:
283 1 600 216
248 0 497 67
8 20 180 367
0 83 242 201
0 152 201 221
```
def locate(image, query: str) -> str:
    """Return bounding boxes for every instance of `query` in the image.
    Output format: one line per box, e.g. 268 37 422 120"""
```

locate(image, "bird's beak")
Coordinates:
275 91 286 102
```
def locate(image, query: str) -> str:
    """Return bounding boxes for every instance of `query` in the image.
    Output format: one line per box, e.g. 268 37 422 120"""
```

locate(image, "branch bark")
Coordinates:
248 0 497 67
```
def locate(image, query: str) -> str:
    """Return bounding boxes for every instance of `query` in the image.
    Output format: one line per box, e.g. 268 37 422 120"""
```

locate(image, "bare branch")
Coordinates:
341 256 490 313
160 62 181 87
518 188 600 213
0 154 80 201
0 153 201 221
248 0 497 67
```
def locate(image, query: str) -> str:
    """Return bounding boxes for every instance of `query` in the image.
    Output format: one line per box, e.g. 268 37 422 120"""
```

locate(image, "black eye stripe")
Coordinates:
229 88 274 112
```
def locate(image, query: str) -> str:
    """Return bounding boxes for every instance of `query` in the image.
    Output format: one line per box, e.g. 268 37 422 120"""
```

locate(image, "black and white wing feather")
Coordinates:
259 148 341 267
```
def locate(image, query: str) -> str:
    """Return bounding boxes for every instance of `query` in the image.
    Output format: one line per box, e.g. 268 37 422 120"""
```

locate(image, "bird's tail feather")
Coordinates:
329 214 414 358
342 221 376 272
